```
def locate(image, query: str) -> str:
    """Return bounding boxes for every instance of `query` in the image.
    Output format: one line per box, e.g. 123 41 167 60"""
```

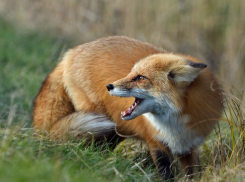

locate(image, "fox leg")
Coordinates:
49 112 123 148
178 149 198 177
147 141 174 180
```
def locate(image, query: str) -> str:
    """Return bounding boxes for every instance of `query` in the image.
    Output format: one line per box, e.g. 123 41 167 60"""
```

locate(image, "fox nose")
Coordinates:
106 84 114 91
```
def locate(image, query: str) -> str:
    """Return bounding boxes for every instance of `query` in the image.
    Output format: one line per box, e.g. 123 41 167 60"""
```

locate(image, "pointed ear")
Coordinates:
168 61 207 83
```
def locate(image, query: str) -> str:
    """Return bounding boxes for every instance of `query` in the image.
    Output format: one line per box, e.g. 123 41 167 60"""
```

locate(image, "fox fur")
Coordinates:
33 36 223 179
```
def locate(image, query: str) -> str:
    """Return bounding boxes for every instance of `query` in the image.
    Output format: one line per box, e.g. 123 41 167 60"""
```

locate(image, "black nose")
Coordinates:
106 84 114 91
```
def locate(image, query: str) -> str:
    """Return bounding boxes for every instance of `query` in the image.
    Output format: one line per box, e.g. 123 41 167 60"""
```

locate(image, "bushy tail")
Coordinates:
49 112 122 147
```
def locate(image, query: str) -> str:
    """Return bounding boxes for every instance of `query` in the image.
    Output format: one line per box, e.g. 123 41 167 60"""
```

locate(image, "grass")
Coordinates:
0 19 159 182
0 6 245 181
0 127 157 182
0 19 69 127
1 0 245 88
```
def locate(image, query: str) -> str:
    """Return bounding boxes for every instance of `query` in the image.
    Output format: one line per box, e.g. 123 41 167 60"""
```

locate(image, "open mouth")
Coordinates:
121 98 142 118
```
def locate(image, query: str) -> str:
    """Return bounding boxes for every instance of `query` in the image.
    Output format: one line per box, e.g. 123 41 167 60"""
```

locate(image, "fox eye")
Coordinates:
132 75 146 82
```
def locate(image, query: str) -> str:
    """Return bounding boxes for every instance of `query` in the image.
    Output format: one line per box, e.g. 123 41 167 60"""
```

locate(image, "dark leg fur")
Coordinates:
155 150 174 180
148 147 174 181
178 150 197 178
98 133 124 150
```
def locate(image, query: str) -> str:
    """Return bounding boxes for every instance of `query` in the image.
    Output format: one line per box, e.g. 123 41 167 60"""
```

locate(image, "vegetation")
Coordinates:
0 0 245 181
1 0 244 88
0 20 159 182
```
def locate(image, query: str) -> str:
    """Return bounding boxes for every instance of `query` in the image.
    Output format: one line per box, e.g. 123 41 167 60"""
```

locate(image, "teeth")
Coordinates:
121 98 142 118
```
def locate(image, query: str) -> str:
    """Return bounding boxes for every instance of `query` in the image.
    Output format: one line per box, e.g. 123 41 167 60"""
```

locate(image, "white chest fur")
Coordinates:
144 113 204 154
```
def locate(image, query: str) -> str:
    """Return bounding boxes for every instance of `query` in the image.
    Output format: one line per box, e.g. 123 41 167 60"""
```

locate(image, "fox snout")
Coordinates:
106 84 114 91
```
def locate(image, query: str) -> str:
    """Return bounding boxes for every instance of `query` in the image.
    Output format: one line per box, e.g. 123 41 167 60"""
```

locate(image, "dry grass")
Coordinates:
0 0 244 88
198 90 245 181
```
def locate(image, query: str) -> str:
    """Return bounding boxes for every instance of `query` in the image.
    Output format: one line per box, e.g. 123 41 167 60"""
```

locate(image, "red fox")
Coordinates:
33 36 223 180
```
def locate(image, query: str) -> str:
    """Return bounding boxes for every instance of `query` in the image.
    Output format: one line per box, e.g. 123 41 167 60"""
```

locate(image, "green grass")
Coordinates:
0 128 157 182
0 20 159 182
0 19 244 181
0 19 68 127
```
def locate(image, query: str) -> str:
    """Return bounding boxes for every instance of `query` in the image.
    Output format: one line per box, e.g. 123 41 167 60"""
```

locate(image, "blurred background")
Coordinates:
0 1 244 181
0 0 244 125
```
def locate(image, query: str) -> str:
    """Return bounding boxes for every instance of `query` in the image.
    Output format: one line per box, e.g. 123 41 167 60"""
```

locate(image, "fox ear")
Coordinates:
168 61 207 83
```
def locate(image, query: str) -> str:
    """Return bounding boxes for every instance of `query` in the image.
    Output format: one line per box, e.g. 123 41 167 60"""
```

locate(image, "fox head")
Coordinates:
107 54 207 120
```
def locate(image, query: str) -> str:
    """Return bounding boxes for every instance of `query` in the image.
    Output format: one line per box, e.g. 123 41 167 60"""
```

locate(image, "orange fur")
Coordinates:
33 36 223 179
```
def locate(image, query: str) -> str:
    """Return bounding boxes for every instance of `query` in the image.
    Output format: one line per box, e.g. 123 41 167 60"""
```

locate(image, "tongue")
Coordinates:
121 99 139 118
122 108 133 117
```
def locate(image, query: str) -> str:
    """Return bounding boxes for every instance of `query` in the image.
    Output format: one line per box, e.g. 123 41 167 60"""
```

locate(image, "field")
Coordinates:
0 0 245 181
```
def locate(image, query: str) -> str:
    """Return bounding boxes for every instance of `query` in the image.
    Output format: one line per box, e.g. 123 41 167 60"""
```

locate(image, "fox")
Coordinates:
33 36 223 180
